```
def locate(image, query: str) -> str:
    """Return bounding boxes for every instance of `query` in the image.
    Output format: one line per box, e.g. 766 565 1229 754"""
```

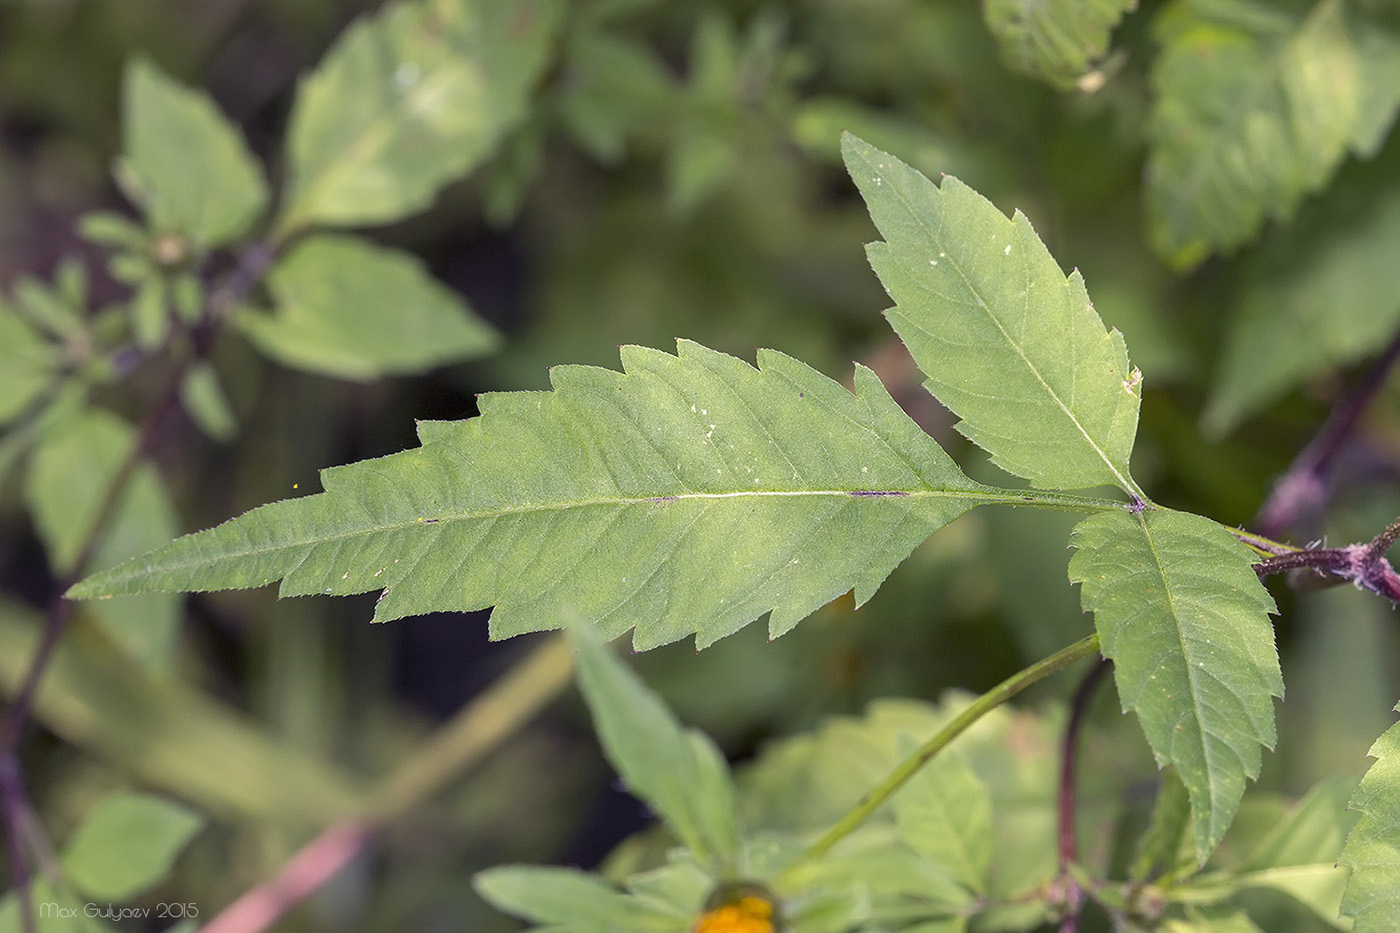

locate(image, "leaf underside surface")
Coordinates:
1069 509 1281 861
70 341 997 649
842 134 1142 496
1339 707 1400 931
983 0 1138 89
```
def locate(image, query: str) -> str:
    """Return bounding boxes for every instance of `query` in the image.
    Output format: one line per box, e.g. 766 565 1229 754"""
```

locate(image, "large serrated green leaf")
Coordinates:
69 341 1001 649
842 134 1143 497
983 0 1138 89
1339 707 1400 931
277 0 560 233
572 631 738 869
121 58 268 247
1069 509 1281 862
237 233 499 380
1146 0 1363 268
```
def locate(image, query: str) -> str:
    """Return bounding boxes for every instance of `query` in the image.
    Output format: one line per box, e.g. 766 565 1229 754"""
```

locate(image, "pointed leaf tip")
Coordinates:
843 135 1143 496
1070 509 1281 861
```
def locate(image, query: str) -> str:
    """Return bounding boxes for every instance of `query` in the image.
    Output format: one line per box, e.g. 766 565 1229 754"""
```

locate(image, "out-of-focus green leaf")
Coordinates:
1225 774 1357 926
120 58 267 247
1164 906 1262 933
474 866 680 931
277 0 561 233
843 134 1142 496
179 361 237 441
237 233 499 380
78 211 148 251
791 98 965 182
0 304 56 426
24 409 180 672
1133 769 1193 881
70 342 1006 650
1339 707 1400 931
557 28 673 163
739 696 1063 900
1146 0 1363 268
666 13 743 215
130 277 168 350
13 274 82 340
1203 173 1400 436
983 0 1138 89
0 881 106 933
1239 773 1356 871
572 632 738 869
1069 509 1281 862
0 600 364 824
61 790 204 901
891 739 993 894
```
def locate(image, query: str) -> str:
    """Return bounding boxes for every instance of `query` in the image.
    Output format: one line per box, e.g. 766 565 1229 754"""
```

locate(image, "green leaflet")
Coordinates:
1069 509 1282 862
842 134 1143 497
474 866 680 932
891 738 993 894
0 304 56 427
1339 707 1400 931
237 233 499 380
1145 0 1368 268
121 59 268 248
25 409 181 674
277 0 560 234
61 791 204 902
572 631 739 870
982 0 1138 89
69 341 1006 649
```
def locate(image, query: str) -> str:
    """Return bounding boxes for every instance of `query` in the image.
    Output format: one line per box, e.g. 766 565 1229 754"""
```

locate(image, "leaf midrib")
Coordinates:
82 486 1129 591
865 149 1136 495
1138 512 1232 843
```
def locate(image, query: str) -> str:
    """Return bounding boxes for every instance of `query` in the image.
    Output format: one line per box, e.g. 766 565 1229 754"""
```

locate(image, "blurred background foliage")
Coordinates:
0 0 1398 929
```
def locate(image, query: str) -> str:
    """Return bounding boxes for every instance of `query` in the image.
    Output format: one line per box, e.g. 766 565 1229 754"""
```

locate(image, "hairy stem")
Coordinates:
777 633 1103 884
199 633 574 933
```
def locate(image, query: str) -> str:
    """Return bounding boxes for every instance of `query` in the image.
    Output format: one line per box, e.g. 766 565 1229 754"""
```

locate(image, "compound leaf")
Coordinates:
983 0 1138 89
1069 509 1281 861
237 233 499 380
278 0 560 233
1146 0 1365 268
1339 708 1400 931
121 58 267 247
843 134 1142 497
69 341 998 650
